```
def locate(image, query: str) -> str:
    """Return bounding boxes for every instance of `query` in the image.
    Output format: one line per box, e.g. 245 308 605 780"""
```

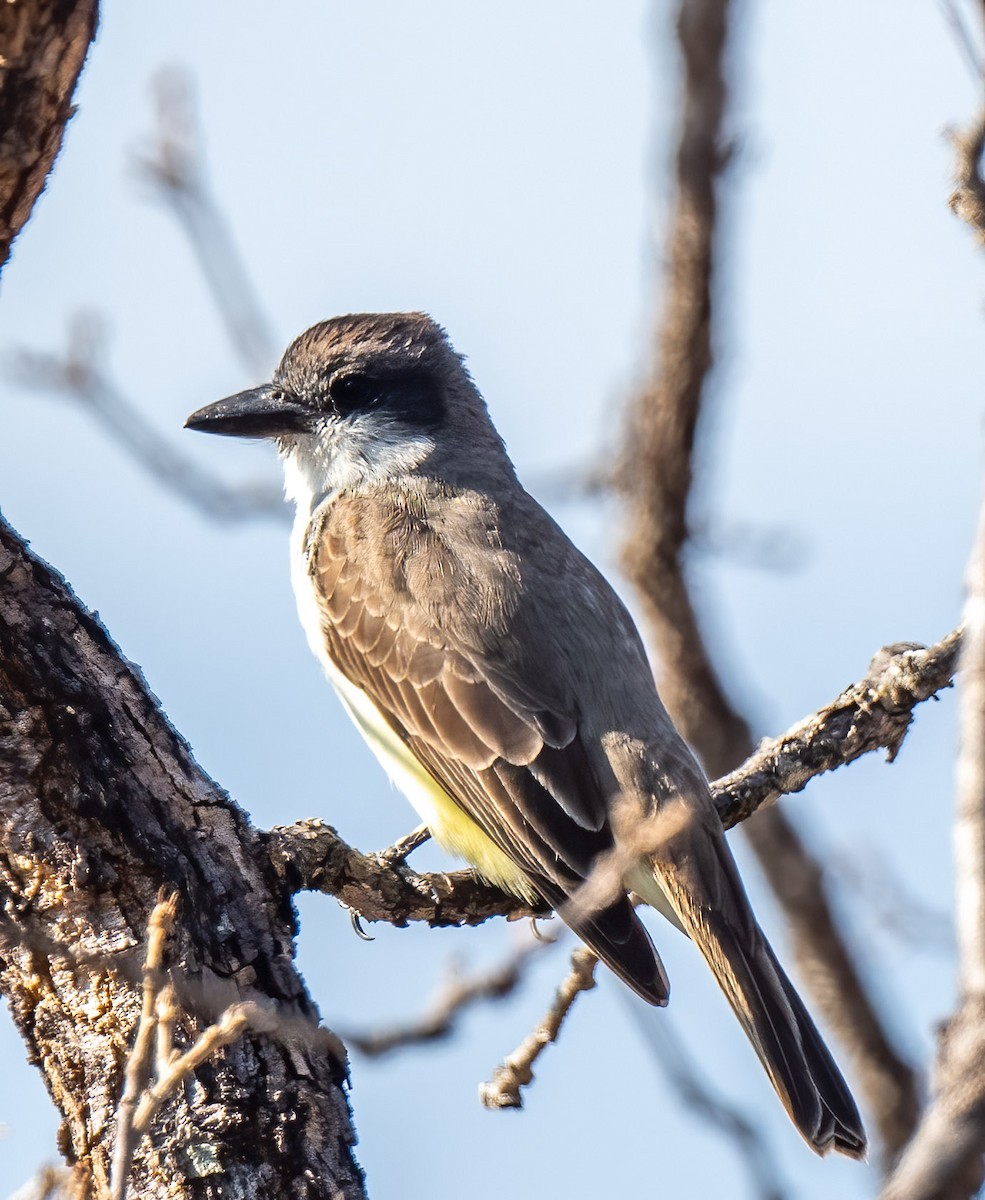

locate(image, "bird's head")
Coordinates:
185 312 512 503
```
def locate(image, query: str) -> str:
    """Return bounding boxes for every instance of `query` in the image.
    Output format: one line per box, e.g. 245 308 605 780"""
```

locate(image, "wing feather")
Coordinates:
306 491 669 1004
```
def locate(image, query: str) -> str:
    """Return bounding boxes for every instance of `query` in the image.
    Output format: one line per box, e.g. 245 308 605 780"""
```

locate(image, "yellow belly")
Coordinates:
326 656 539 903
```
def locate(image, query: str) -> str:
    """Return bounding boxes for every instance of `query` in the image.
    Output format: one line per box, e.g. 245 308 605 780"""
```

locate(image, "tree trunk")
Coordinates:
0 514 366 1198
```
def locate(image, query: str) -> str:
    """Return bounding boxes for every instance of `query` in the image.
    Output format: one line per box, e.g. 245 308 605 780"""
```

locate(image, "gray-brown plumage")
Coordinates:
186 311 866 1160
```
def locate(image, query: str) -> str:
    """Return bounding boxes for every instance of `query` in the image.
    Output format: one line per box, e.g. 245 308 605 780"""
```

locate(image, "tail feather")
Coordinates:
763 937 867 1158
631 822 867 1159
536 877 671 1007
690 908 866 1159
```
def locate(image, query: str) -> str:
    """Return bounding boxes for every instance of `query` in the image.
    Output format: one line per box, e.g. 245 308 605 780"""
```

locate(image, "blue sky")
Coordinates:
3 3 984 1197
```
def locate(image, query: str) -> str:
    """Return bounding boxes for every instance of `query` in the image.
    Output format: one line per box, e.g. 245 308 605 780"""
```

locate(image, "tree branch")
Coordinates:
713 633 961 829
11 315 288 524
621 1003 788 1200
265 818 547 925
343 935 557 1058
0 0 98 268
134 69 278 378
478 946 598 1109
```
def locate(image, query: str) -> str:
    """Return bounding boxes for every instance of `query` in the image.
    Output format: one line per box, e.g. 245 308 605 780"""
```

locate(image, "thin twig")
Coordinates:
109 893 178 1200
479 946 598 1109
10 315 288 523
132 1001 280 1136
8 1165 82 1200
375 823 432 867
940 0 985 81
344 935 558 1057
134 69 279 378
828 845 953 954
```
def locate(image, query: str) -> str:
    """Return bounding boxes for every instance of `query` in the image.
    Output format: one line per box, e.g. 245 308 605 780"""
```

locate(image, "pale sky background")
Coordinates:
2 3 984 1198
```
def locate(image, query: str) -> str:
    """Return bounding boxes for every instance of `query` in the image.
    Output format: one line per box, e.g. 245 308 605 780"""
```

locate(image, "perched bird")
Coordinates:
186 312 866 1158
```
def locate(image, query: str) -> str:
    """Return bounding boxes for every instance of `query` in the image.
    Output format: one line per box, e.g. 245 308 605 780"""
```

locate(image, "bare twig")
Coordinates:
107 900 339 1200
0 903 346 1068
479 946 598 1109
940 0 985 81
131 1001 280 1137
949 110 985 244
375 823 432 866
154 983 179 1072
345 935 558 1057
829 845 953 954
881 480 985 1199
134 69 278 377
618 0 921 1166
9 69 289 528
10 315 288 523
8 1165 84 1200
713 633 961 829
109 893 178 1200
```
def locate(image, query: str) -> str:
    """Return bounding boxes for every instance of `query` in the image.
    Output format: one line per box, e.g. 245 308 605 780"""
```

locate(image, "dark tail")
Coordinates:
536 876 672 1007
692 906 866 1159
637 813 867 1159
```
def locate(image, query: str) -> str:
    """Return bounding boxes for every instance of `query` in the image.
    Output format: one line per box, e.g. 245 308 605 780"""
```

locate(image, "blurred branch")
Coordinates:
134 69 278 378
0 0 98 269
10 314 288 523
344 934 558 1058
9 1166 85 1200
9 68 288 526
881 484 985 1200
829 844 953 955
622 1000 788 1200
949 72 985 243
533 453 808 575
618 0 920 1169
619 0 748 778
940 0 985 83
479 946 598 1109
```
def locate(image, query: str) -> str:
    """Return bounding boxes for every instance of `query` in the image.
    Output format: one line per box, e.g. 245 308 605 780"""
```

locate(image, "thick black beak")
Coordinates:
185 385 314 439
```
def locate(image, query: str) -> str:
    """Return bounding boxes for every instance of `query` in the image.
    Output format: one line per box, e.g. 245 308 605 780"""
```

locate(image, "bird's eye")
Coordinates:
329 374 378 416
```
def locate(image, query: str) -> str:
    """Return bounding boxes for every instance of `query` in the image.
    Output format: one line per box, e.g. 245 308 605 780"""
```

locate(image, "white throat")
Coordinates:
280 416 436 520
282 415 436 677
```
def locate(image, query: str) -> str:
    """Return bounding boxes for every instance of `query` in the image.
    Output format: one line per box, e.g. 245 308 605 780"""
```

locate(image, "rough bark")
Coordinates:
0 514 365 1198
0 0 99 269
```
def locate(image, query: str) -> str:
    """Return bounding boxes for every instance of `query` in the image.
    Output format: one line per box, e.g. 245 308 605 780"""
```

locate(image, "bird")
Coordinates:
186 311 866 1159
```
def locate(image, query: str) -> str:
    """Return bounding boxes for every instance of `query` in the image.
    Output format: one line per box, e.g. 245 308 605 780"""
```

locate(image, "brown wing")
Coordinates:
309 500 669 1005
